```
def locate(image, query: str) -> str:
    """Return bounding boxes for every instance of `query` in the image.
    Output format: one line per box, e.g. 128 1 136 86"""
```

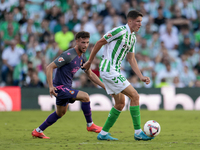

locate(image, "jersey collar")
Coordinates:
125 24 135 35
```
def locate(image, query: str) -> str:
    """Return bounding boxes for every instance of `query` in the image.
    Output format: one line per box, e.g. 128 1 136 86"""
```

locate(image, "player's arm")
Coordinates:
46 62 58 97
127 52 150 84
82 37 107 71
85 69 106 90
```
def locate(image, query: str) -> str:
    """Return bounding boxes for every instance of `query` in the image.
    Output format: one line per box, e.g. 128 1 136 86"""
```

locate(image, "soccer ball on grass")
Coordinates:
143 120 161 137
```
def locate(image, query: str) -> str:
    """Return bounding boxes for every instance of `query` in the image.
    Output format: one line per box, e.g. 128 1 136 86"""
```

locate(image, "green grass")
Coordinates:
0 110 200 150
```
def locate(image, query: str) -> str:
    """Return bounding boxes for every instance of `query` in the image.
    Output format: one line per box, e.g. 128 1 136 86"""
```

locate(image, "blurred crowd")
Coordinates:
0 0 200 88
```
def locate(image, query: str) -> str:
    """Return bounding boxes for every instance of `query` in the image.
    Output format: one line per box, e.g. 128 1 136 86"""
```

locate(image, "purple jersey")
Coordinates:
53 48 87 88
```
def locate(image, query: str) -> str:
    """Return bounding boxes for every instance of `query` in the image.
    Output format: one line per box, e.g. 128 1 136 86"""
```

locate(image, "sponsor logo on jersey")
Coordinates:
58 57 64 62
80 59 83 65
69 90 75 94
107 33 112 37
123 44 127 48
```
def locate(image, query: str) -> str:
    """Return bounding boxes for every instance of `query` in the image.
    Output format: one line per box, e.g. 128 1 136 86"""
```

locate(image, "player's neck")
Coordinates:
74 46 82 56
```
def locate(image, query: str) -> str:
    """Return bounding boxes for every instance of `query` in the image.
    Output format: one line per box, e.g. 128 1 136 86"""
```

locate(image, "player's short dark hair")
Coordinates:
127 10 143 20
75 31 90 40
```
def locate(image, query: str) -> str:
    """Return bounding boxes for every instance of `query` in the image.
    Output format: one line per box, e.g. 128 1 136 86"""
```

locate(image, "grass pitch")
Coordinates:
0 110 200 150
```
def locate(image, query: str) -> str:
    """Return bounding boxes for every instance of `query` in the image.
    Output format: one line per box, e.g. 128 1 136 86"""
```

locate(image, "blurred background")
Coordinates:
0 0 200 89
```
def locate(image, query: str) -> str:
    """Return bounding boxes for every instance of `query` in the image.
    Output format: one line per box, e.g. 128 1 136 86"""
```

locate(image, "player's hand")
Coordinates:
81 61 91 71
140 76 150 85
49 86 57 97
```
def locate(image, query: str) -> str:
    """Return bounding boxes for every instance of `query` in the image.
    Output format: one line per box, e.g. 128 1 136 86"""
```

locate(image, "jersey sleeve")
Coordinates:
129 38 137 53
103 26 126 43
54 52 72 68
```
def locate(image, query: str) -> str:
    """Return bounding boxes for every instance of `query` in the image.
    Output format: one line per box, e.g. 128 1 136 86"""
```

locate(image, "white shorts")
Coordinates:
100 70 130 95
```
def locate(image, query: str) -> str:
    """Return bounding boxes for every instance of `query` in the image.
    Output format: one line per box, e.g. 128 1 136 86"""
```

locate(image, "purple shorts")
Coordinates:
55 85 79 106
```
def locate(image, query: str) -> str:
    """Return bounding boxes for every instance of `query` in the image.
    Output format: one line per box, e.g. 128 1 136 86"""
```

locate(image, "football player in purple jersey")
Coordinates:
32 31 105 139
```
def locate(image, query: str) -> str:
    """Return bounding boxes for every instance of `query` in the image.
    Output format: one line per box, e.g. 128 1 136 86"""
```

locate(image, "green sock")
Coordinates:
130 105 141 130
102 107 121 132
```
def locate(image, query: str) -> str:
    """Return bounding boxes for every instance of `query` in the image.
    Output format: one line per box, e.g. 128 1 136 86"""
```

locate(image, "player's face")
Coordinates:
77 38 90 53
128 16 142 32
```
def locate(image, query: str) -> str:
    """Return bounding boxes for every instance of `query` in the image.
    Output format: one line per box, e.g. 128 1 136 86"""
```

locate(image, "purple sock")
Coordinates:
81 102 92 123
39 111 61 131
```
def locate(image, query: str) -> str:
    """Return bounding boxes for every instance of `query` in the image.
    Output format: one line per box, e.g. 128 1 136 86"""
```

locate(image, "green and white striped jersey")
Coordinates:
99 24 136 73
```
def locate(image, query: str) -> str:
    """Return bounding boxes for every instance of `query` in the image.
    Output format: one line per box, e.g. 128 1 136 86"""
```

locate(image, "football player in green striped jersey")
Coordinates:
82 10 154 141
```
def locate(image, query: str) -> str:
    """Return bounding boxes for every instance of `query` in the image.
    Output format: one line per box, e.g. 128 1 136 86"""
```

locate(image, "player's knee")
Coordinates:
130 93 140 104
82 92 90 102
56 111 66 117
115 102 125 111
130 92 139 100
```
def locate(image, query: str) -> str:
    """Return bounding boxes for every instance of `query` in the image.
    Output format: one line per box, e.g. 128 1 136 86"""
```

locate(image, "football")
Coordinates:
143 120 161 137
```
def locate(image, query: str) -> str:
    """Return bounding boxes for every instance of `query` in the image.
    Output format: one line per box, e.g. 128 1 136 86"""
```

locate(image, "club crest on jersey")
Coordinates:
107 33 112 38
58 57 64 62
80 59 83 65
69 90 75 94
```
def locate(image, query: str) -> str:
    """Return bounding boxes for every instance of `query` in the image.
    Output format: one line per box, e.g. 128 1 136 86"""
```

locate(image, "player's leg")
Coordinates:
121 85 154 140
73 91 102 133
32 104 68 139
97 93 125 141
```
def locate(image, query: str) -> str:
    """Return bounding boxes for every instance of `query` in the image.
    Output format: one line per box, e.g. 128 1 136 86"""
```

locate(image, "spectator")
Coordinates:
28 70 44 87
147 31 161 59
180 65 196 87
53 15 67 33
0 12 19 37
129 75 142 88
137 38 149 55
154 6 166 27
171 7 189 31
30 45 43 71
64 4 78 23
13 53 28 86
179 0 197 21
155 78 170 88
156 62 179 85
45 39 59 64
2 23 16 46
144 0 158 17
1 40 24 85
194 80 200 87
0 0 10 13
45 6 62 32
194 59 200 74
20 18 37 35
66 9 80 31
18 0 26 11
99 1 112 17
178 35 193 55
55 25 74 51
73 15 97 35
150 70 157 88
172 76 185 88
91 0 106 13
18 9 28 25
160 20 179 50
194 24 200 48
158 0 171 18
44 0 61 15
178 24 194 44
13 7 22 22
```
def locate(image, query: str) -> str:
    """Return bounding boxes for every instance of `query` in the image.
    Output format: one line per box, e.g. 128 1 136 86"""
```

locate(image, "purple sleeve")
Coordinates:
54 52 72 68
